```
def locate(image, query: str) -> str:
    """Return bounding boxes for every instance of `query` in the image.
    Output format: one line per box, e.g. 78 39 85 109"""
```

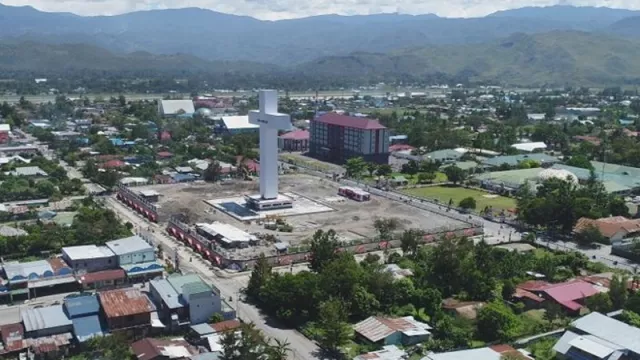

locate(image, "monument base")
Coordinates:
244 194 293 211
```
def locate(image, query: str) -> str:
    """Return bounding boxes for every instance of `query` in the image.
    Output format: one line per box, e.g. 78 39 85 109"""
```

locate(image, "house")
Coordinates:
131 338 199 360
106 235 163 281
511 141 547 152
5 166 48 178
278 129 309 152
441 298 485 320
158 130 172 142
99 287 155 332
63 294 104 342
158 100 195 117
574 216 640 243
149 278 187 329
217 115 259 135
553 312 640 360
165 273 222 325
21 305 73 338
482 153 560 169
0 124 10 144
516 279 603 314
0 145 39 156
0 322 27 356
101 159 126 169
354 315 431 346
0 225 28 237
423 344 532 360
196 222 257 249
383 264 414 280
354 345 408 360
77 268 126 290
61 245 116 273
309 113 389 165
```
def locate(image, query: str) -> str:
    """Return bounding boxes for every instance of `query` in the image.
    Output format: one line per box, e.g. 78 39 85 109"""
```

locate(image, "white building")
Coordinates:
158 100 195 117
196 222 257 248
511 142 547 153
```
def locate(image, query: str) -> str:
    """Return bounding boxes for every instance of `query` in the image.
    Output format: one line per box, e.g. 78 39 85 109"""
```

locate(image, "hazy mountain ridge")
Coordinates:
0 4 639 64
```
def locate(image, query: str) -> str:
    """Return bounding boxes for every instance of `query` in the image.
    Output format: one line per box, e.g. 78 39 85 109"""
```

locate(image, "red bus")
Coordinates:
338 186 371 202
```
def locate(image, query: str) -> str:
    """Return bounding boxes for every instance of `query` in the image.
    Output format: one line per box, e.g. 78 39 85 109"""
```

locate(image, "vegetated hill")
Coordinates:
607 16 640 37
0 3 638 65
298 31 640 86
0 42 275 73
488 5 640 27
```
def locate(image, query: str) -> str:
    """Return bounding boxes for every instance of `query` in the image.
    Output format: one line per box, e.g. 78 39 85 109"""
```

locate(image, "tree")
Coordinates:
376 164 393 177
246 254 272 300
401 160 420 175
501 279 515 300
373 218 399 241
210 313 224 323
400 229 422 256
566 155 594 170
575 224 605 247
585 292 613 313
543 302 563 323
204 161 222 182
444 165 466 185
458 197 477 210
309 229 339 273
366 162 378 177
266 338 291 360
476 301 522 342
86 333 131 360
220 322 266 360
316 298 352 353
417 172 436 184
609 274 628 310
345 157 366 178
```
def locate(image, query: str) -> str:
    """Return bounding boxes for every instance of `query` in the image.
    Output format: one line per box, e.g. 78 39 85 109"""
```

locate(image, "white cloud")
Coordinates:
2 0 640 19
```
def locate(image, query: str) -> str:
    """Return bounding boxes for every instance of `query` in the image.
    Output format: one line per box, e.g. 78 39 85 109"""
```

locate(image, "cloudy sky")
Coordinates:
2 0 639 19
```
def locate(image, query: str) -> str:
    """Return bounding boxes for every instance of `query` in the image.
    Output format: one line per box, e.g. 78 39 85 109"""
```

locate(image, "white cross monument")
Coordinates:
246 90 292 210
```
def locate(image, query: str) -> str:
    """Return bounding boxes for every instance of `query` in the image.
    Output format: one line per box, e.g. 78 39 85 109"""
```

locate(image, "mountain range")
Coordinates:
1 4 640 86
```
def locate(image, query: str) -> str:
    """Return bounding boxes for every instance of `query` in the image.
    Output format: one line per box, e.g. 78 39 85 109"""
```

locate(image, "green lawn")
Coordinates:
364 172 447 185
402 185 517 211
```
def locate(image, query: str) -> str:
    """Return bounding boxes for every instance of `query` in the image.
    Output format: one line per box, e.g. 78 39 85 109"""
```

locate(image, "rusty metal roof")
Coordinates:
99 287 155 318
354 316 431 343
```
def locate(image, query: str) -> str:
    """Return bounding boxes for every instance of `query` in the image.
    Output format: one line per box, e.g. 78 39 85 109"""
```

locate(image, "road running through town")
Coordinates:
103 196 320 360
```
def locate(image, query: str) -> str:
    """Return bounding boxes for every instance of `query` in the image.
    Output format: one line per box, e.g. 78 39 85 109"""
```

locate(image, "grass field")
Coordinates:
402 185 517 211
364 172 447 185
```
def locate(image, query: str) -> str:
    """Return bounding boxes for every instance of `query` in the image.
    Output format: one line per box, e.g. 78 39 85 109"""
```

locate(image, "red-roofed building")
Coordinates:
278 129 309 152
0 323 26 355
101 160 126 169
158 130 172 142
211 319 242 333
310 113 390 165
156 151 173 159
516 279 603 314
236 156 259 175
78 269 126 290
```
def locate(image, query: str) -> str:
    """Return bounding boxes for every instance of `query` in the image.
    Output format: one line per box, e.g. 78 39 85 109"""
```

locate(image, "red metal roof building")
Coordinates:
278 129 309 152
101 160 126 169
516 279 603 313
309 113 390 165
99 288 155 331
78 269 126 290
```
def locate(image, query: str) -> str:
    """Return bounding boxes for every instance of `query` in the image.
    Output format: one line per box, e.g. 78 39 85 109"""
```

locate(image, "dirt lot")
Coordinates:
135 174 468 258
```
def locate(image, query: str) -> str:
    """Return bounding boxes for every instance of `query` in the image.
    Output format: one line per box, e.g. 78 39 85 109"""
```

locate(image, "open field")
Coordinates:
364 172 447 185
402 185 517 211
134 174 469 259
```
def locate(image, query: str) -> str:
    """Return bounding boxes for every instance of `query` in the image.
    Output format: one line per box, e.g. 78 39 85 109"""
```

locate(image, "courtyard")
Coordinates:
402 185 517 212
133 174 472 260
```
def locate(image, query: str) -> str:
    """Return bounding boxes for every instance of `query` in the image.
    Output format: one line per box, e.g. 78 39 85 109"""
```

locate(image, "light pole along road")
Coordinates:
103 196 319 360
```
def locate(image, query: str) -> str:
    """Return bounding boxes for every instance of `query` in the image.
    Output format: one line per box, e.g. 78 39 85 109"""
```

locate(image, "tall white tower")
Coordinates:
248 90 290 200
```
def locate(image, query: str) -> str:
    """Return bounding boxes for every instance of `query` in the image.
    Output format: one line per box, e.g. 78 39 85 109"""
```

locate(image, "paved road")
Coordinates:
103 197 320 360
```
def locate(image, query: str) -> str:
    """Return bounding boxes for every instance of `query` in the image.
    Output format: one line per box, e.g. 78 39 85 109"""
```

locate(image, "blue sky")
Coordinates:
3 0 639 19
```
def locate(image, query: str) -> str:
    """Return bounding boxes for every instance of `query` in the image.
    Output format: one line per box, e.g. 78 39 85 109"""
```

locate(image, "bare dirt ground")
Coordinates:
134 174 467 258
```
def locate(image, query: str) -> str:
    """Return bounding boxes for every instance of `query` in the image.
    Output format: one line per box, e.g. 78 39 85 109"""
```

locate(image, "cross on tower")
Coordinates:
248 90 291 200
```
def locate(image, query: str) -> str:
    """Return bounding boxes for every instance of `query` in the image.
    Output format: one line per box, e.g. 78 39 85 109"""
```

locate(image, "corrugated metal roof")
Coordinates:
166 274 204 295
183 281 211 297
354 345 407 360
71 315 103 342
21 305 72 332
571 312 640 355
354 316 431 343
0 225 27 237
160 100 195 115
3 260 53 283
6 166 48 177
106 235 153 256
64 295 100 318
62 245 114 260
150 279 183 309
99 288 155 318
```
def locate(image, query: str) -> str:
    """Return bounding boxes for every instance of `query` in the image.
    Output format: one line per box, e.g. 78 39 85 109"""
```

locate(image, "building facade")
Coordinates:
309 113 389 164
61 245 116 274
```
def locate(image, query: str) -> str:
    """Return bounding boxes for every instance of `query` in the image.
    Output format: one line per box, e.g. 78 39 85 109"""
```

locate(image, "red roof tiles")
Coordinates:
211 319 242 333
102 160 126 169
279 129 309 140
315 113 386 130
574 216 640 239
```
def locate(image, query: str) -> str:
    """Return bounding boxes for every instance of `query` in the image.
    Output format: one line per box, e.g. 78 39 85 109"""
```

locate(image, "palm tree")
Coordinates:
267 338 290 360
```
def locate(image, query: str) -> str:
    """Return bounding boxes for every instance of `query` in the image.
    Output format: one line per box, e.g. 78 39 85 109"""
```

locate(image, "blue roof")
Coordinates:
72 315 104 342
64 294 100 318
620 119 635 125
171 173 196 182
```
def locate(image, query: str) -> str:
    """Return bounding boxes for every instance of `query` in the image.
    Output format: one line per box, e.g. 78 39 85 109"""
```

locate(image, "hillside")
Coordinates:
608 16 640 37
0 42 275 73
0 4 639 65
298 31 640 86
